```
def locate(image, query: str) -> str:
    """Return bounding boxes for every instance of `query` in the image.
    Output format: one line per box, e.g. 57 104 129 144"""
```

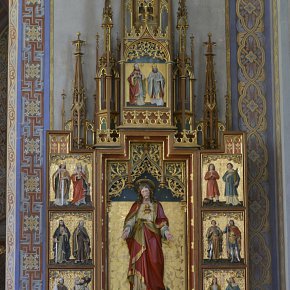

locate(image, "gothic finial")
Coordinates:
102 0 113 60
204 32 216 56
103 0 113 24
61 90 66 130
177 0 188 20
72 32 85 55
176 0 189 57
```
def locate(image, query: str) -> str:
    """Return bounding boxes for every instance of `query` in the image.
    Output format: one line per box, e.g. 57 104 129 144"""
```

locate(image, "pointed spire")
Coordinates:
177 0 188 20
176 0 188 59
102 0 113 62
96 33 100 73
204 33 217 108
103 0 113 25
71 32 86 148
72 33 85 103
61 90 66 130
203 33 218 149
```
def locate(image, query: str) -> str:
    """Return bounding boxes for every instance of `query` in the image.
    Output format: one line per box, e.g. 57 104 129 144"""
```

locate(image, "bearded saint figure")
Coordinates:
52 164 71 206
147 65 165 106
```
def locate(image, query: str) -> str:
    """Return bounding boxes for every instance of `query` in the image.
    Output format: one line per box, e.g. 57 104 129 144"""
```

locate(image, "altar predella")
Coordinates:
47 1 249 289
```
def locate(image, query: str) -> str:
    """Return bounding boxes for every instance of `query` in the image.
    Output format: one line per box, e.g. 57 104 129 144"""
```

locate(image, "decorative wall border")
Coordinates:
19 0 50 288
272 0 286 288
235 1 275 289
0 25 8 222
6 0 18 288
6 0 50 288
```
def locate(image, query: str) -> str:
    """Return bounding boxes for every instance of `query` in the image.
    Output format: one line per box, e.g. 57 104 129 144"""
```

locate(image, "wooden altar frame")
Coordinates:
45 130 249 290
95 130 198 290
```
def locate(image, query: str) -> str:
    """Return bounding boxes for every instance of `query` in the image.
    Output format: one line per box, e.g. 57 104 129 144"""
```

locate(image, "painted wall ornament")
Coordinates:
122 179 173 290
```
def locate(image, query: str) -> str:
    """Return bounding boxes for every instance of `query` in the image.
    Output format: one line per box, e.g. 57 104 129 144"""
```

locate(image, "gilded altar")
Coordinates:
46 1 249 289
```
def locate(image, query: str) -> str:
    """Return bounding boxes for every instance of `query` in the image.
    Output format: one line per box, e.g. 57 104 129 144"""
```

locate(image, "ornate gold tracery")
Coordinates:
124 38 170 61
108 162 129 198
107 142 186 199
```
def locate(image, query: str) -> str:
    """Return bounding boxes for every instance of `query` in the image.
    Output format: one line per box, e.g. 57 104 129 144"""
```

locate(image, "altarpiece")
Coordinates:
47 1 249 289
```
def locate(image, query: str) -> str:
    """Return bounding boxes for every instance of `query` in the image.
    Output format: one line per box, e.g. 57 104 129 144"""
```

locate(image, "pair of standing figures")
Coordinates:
206 219 242 263
208 277 241 290
52 163 90 206
53 220 91 264
128 64 165 107
205 163 240 206
53 276 91 290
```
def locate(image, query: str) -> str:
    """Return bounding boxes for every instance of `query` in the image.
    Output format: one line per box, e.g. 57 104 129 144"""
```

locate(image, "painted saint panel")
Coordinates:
49 212 93 265
203 269 246 290
49 269 94 290
125 63 168 107
201 154 244 207
202 211 245 262
49 154 93 207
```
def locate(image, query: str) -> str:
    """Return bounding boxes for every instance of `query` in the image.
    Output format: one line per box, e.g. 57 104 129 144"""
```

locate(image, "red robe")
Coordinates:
128 69 144 105
124 201 168 290
204 170 220 198
71 172 88 205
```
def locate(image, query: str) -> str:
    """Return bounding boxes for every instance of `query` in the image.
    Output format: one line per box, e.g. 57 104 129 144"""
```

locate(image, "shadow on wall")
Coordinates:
0 241 4 290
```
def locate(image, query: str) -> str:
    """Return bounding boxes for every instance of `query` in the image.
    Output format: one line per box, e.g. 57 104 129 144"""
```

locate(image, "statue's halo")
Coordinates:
135 179 156 191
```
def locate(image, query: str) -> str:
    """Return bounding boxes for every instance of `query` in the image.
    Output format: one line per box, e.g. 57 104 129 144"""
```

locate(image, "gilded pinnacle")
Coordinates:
103 0 113 24
177 0 188 19
72 32 85 55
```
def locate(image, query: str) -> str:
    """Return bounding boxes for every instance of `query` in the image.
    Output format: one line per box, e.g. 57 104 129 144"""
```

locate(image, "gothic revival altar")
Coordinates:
46 1 249 289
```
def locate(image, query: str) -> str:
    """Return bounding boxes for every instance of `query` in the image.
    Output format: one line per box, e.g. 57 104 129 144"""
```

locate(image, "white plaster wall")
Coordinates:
53 0 227 129
181 0 227 121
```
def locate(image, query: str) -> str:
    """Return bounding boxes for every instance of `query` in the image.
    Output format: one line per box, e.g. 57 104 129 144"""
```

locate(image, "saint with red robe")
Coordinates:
204 163 220 204
128 63 146 106
71 164 90 206
122 180 173 290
